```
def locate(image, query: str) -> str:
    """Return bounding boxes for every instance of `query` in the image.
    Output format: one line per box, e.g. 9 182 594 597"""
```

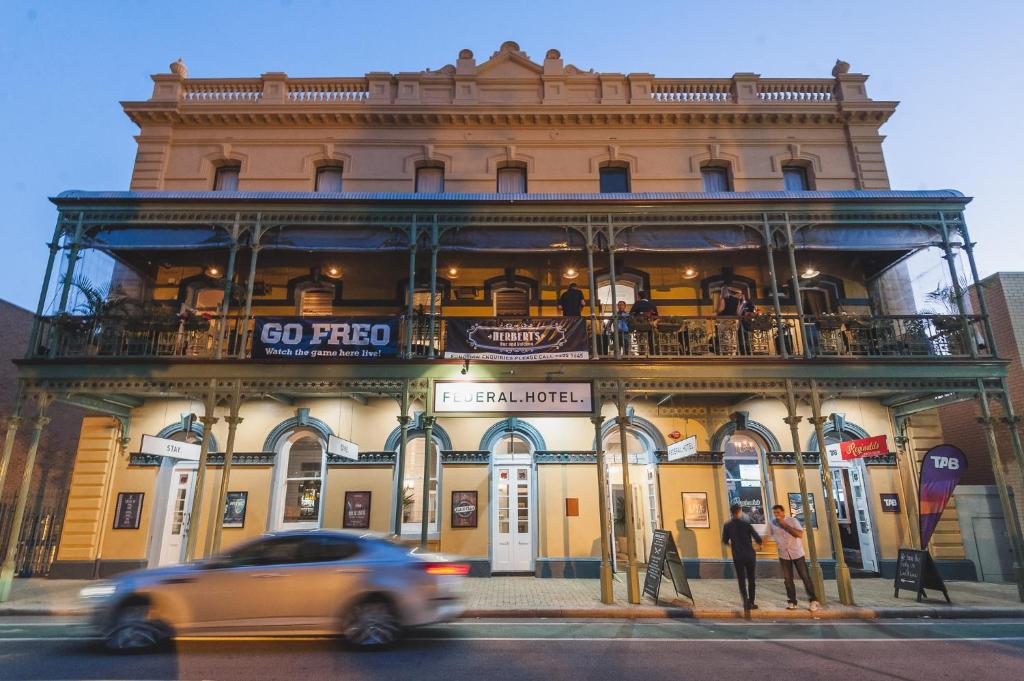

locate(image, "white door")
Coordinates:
158 466 197 566
847 464 878 572
492 465 533 572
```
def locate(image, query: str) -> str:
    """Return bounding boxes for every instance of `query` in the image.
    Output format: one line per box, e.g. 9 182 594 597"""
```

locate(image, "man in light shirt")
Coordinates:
768 504 820 611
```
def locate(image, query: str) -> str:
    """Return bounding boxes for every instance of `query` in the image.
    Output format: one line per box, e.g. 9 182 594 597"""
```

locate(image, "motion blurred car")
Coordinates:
79 530 467 651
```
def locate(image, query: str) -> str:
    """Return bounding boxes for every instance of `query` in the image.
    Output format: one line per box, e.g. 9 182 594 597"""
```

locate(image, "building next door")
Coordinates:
157 464 197 566
492 465 533 572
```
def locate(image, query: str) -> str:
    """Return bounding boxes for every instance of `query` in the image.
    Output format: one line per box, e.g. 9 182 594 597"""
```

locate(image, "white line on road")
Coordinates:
447 620 1024 627
407 636 1024 643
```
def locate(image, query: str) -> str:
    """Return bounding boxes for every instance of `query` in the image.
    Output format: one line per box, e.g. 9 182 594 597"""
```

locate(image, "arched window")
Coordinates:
722 432 770 529
271 429 327 529
295 283 336 316
400 435 443 536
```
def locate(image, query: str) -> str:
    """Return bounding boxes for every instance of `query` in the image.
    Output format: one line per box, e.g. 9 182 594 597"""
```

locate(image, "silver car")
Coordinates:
79 530 466 650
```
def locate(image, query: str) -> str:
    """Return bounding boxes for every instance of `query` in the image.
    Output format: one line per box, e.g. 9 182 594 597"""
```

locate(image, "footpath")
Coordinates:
2 576 1022 620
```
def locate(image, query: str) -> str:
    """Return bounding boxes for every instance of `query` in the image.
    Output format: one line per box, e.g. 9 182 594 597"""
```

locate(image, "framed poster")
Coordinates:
223 491 248 528
681 492 710 528
451 491 478 528
788 492 818 529
113 492 144 529
343 491 372 529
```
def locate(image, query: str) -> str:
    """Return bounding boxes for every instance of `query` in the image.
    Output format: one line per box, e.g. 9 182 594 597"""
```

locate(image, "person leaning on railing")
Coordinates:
603 300 631 355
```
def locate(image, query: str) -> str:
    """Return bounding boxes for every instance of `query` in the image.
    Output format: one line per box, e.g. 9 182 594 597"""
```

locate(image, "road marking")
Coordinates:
407 636 1024 643
448 620 1024 627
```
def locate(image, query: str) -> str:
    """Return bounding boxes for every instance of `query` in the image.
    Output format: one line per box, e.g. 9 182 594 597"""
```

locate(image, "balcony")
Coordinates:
32 312 990 362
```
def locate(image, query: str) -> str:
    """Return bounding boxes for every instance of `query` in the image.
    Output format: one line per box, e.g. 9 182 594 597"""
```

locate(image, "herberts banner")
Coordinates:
252 317 400 359
825 435 890 462
445 317 588 361
919 444 968 548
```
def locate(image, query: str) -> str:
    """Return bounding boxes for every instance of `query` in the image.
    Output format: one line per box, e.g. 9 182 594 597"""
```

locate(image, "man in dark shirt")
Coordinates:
629 297 658 317
722 503 763 610
558 283 585 317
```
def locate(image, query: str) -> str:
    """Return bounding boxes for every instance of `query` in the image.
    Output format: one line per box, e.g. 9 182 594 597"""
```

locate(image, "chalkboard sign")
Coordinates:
642 529 694 605
894 548 950 603
113 492 144 530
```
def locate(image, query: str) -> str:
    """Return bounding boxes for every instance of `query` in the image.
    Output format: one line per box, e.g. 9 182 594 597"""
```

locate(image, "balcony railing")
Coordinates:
32 313 991 362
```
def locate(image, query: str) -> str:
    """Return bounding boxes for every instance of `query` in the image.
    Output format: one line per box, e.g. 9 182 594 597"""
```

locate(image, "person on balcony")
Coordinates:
629 296 658 318
716 286 744 355
558 283 585 317
604 300 631 355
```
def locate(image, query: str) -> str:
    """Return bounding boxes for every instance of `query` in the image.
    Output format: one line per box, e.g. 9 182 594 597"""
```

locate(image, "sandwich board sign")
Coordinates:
643 529 693 605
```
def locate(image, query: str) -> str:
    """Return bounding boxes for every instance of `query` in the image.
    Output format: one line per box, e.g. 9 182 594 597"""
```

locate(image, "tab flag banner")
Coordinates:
918 444 968 548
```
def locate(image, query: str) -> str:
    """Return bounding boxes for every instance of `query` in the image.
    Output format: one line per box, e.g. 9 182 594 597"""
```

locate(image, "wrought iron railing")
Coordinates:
33 313 991 361
0 503 64 577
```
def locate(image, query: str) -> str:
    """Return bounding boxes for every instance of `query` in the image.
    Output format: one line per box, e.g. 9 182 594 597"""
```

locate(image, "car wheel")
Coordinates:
105 602 169 652
341 599 402 648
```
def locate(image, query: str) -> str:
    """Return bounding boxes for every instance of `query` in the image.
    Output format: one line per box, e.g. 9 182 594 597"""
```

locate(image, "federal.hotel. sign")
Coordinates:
433 381 593 415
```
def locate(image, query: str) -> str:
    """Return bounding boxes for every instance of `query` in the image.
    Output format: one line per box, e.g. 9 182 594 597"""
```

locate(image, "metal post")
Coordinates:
586 218 600 358
784 214 812 358
592 414 614 604
27 217 65 357
214 217 241 359
939 213 978 357
235 215 262 358
763 214 789 359
209 382 242 554
977 380 1024 601
49 213 85 358
606 217 621 359
0 396 51 602
184 381 218 562
809 380 854 604
782 380 826 602
615 382 640 603
420 415 436 550
392 382 412 536
957 215 997 355
427 216 439 359
0 392 24 498
997 379 1024 512
405 218 418 358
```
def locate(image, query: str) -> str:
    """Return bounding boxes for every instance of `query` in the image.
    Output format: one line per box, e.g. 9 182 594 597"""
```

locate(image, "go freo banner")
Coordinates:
919 444 968 548
445 317 588 361
252 316 400 360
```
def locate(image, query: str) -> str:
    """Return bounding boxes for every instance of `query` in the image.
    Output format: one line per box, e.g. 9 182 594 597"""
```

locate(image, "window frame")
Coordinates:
314 165 344 193
415 165 445 194
213 164 241 192
598 165 631 193
271 432 328 531
496 165 528 194
700 165 732 193
782 164 812 191
398 434 444 538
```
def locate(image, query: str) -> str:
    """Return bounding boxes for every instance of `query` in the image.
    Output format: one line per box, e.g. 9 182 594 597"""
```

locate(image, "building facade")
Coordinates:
5 43 1022 601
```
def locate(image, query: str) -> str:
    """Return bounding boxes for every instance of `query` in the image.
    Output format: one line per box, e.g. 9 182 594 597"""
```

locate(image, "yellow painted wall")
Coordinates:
322 466 395 533
768 465 832 559
439 465 489 558
536 464 601 558
866 466 912 559
656 464 729 560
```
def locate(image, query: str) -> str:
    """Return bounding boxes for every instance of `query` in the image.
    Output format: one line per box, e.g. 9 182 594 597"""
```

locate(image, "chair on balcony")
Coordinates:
653 317 684 356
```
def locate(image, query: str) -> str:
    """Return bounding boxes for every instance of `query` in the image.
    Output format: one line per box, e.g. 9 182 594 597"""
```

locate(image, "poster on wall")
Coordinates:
223 491 248 528
343 491 372 529
452 491 478 528
788 492 818 529
445 317 589 361
113 492 144 529
252 317 400 360
919 444 968 547
681 492 710 528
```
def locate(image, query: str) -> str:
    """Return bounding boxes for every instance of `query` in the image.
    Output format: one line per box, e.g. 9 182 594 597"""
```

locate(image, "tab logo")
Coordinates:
929 455 961 470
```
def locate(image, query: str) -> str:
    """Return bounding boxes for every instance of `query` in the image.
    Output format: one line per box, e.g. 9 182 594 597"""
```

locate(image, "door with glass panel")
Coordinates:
723 433 771 536
492 465 533 572
158 465 197 566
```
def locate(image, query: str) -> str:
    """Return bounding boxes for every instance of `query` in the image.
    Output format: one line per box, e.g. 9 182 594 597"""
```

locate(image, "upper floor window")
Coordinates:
300 288 334 316
701 166 731 193
213 164 240 192
494 287 530 317
497 165 527 194
415 166 445 193
599 166 630 193
315 165 344 192
783 165 811 191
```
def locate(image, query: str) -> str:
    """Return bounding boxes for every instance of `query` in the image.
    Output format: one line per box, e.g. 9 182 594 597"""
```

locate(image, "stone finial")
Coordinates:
832 59 850 77
170 57 188 78
458 48 474 60
545 48 561 60
500 40 521 53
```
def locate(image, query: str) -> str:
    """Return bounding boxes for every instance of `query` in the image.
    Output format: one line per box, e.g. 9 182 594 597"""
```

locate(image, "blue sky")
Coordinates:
1 0 1021 310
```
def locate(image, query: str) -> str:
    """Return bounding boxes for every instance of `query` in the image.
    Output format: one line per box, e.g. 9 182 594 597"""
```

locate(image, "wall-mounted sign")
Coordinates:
252 316 399 360
681 492 710 528
445 317 588 361
667 435 698 461
140 434 200 461
825 435 889 463
434 381 593 414
113 492 144 530
451 491 478 528
880 493 901 513
223 491 248 528
343 491 372 529
328 435 359 460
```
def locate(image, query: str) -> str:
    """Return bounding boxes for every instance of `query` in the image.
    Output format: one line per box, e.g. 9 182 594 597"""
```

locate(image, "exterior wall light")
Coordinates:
800 267 820 279
205 266 221 278
563 267 579 280
325 265 343 279
447 267 459 278
682 267 699 280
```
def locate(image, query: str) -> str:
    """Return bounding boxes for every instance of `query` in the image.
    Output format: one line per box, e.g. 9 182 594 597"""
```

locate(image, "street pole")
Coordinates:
0 395 52 602
809 380 854 605
615 382 640 604
783 380 825 602
592 413 614 604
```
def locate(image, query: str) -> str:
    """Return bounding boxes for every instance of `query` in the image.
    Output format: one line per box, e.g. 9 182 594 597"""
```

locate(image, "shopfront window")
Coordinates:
401 436 440 535
723 433 768 528
274 432 326 528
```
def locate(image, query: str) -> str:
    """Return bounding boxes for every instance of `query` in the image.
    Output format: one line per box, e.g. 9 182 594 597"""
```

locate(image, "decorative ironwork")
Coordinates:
864 454 898 466
440 450 490 464
654 451 723 465
535 451 598 464
766 452 822 466
327 451 395 465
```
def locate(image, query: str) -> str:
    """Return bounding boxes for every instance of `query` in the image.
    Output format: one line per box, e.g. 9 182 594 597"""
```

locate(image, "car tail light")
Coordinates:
422 562 470 576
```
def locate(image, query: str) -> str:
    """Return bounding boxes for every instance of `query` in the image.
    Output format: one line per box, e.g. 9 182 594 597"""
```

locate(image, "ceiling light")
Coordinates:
205 266 221 278
800 267 820 279
563 268 579 280
682 267 699 280
325 265 343 279
447 267 459 278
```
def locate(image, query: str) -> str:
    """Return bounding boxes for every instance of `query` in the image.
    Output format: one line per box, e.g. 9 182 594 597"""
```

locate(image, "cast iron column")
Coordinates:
427 216 439 359
763 214 789 358
606 217 621 359
405 219 417 358
210 382 242 554
0 393 24 497
809 381 854 604
939 214 978 357
592 414 614 604
392 383 412 536
783 380 825 601
214 218 240 359
26 217 64 357
586 219 600 358
184 381 218 562
957 215 997 354
419 416 436 550
784 214 813 358
615 383 640 604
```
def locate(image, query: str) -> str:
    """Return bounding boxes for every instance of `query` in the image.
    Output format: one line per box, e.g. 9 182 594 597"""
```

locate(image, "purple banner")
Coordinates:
919 444 968 548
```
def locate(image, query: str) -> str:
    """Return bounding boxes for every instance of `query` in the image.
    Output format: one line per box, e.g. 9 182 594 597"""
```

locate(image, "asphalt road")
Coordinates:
1 617 1023 680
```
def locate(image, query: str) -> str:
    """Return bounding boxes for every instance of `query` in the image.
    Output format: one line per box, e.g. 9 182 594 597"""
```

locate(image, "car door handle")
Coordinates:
253 573 287 579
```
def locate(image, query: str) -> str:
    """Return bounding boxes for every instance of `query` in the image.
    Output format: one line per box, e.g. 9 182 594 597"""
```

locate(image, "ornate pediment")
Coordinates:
476 41 544 78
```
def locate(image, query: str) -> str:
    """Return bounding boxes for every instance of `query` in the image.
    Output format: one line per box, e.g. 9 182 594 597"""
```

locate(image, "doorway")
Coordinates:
829 462 878 572
157 463 197 566
723 433 771 536
604 428 660 566
491 465 533 572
